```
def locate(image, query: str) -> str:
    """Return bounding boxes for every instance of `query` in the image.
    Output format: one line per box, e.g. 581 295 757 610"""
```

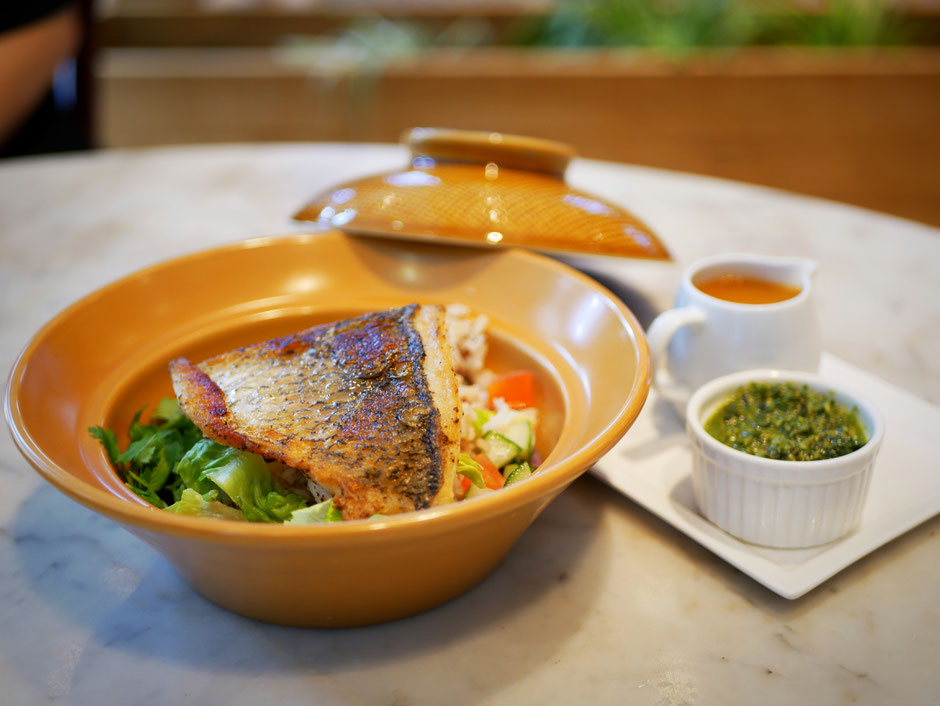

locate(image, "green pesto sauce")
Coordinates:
704 381 867 462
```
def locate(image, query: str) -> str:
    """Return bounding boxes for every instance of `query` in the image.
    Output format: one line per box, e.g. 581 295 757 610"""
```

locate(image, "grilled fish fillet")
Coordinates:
169 304 461 519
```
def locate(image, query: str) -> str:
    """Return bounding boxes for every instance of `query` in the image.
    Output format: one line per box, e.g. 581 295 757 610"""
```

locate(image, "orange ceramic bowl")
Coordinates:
5 231 650 627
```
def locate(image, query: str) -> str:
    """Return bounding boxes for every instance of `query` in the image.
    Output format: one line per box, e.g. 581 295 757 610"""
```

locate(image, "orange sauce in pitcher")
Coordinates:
694 273 801 304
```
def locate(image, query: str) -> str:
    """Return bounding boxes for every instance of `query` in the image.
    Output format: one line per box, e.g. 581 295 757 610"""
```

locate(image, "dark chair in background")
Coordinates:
0 0 95 159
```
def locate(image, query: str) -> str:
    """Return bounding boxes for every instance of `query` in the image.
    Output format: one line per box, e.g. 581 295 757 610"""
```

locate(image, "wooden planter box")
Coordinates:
98 46 940 227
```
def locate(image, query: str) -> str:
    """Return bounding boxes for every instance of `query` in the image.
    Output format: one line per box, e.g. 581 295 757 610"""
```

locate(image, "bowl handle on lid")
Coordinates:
403 127 576 177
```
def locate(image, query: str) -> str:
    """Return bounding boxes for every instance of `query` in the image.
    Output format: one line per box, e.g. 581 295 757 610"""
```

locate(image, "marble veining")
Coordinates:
1 144 938 705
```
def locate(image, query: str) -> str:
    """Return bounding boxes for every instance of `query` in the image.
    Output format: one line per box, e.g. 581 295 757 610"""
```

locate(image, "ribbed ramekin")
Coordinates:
686 369 884 548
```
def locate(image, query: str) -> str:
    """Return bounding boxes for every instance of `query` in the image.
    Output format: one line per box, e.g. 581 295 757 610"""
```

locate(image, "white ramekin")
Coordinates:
686 369 885 548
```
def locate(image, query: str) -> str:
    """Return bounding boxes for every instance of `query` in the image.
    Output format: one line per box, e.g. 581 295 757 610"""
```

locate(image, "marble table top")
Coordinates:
1 143 938 705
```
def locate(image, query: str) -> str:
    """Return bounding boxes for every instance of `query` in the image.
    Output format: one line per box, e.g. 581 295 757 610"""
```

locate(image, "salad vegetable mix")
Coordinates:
89 369 541 523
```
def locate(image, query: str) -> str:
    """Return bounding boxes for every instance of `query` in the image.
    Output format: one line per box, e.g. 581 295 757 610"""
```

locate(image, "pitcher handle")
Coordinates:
646 307 707 407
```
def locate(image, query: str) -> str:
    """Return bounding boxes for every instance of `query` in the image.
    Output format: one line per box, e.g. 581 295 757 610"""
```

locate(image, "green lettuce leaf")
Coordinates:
286 498 345 524
90 398 312 522
175 439 308 523
89 426 121 466
471 408 494 436
173 438 222 496
166 488 246 521
89 398 203 508
457 452 486 489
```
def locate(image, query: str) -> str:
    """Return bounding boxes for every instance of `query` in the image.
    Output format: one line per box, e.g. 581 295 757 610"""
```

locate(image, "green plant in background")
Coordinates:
521 0 762 51
277 14 493 71
772 0 908 47
275 15 494 134
277 1 912 63
269 0 915 138
272 0 914 99
517 0 911 51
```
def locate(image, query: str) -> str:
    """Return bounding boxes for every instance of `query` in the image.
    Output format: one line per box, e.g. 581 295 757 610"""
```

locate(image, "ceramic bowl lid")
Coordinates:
294 128 670 260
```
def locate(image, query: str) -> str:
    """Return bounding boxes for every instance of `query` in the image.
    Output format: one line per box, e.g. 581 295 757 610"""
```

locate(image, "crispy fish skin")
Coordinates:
169 304 460 519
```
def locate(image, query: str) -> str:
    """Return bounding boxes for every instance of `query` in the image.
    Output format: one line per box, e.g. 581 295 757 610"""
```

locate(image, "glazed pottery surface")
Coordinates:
5 231 650 627
294 127 670 260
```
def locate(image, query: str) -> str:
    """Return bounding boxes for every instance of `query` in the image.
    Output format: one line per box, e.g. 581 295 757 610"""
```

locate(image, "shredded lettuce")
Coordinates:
287 498 344 524
166 488 246 521
90 398 309 522
457 453 486 489
171 439 308 523
89 399 202 508
471 408 494 436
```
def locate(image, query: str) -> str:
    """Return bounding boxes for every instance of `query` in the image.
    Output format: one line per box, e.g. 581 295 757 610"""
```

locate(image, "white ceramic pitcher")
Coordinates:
646 253 822 408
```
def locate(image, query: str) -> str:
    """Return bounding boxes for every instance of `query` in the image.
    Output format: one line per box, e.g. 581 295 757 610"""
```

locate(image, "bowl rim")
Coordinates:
686 368 885 476
5 232 651 545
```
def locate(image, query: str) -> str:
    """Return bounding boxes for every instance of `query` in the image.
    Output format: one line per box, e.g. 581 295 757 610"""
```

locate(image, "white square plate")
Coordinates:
591 353 940 599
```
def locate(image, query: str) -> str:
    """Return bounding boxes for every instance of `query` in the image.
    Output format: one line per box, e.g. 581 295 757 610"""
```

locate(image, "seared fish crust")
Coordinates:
169 304 460 519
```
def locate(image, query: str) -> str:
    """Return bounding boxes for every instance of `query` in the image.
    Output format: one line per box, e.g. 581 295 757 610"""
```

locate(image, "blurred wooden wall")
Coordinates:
98 47 940 227
93 4 940 228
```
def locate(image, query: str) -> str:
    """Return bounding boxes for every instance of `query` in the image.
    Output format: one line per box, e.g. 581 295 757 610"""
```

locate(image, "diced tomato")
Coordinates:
487 370 535 410
456 474 471 500
473 453 505 490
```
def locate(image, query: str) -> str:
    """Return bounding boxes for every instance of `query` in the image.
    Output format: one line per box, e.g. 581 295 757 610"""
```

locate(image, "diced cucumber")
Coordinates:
503 418 533 460
465 482 495 500
504 461 533 486
482 431 521 468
